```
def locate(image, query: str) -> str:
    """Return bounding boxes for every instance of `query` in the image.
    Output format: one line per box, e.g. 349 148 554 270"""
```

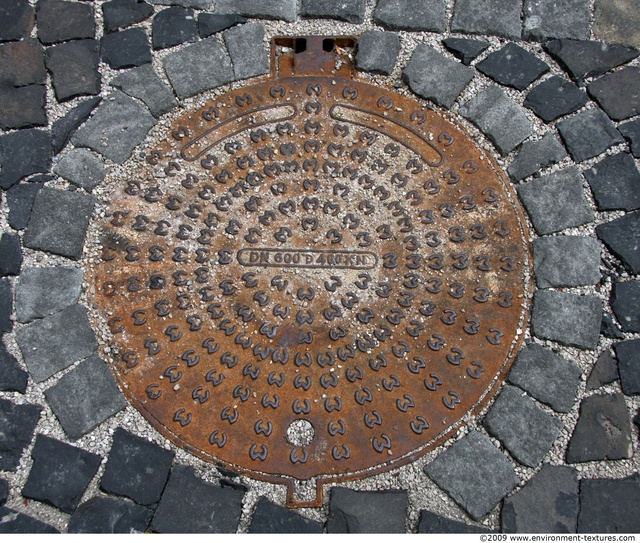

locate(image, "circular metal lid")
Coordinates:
87 44 531 505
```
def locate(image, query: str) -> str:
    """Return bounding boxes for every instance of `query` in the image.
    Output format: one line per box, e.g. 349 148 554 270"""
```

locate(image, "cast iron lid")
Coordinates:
87 37 531 506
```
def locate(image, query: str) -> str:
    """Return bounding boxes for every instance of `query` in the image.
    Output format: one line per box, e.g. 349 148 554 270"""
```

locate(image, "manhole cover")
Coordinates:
87 37 531 506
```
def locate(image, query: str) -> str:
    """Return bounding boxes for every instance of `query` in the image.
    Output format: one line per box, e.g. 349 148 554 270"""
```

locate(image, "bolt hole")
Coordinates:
295 38 307 54
287 419 315 447
323 38 334 52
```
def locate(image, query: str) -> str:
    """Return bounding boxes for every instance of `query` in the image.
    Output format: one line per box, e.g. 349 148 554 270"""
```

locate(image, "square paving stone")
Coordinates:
22 435 101 514
0 341 28 394
249 497 323 533
424 430 519 521
451 0 522 39
588 67 640 121
15 266 83 323
597 211 640 274
15 303 98 383
45 355 126 440
483 385 563 467
68 496 153 533
585 152 640 211
516 167 594 235
523 0 590 40
545 39 639 84
403 44 473 109
24 187 95 260
0 398 41 472
6 180 44 230
442 38 489 65
101 428 174 506
0 39 46 86
198 13 246 37
578 475 640 533
613 339 640 395
150 464 245 533
45 39 101 102
72 91 156 164
224 22 269 81
36 0 95 45
149 0 212 7
300 0 365 23
418 510 491 533
111 65 176 118
162 37 234 100
214 0 296 22
508 133 567 181
0 83 47 130
507 344 582 413
101 27 151 69
52 96 101 154
619 118 640 158
611 280 640 333
459 86 533 155
524 75 588 122
586 349 619 391
373 0 446 32
0 128 52 190
476 43 549 91
0 279 10 333
566 393 632 463
0 233 22 277
557 108 624 163
502 464 578 533
152 7 198 50
327 487 407 533
0 507 59 533
355 30 400 76
594 0 640 50
533 236 601 288
531 290 602 350
0 0 34 42
54 148 107 192
103 0 154 33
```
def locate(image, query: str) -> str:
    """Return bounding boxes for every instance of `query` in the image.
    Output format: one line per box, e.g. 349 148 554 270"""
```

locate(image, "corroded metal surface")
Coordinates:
87 48 531 505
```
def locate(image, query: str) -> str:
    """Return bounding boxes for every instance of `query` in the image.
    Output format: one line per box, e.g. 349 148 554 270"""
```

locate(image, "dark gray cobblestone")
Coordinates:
517 167 594 235
374 0 446 32
597 212 640 274
531 290 602 349
585 152 640 211
483 384 563 467
459 86 533 155
533 236 601 288
300 0 366 24
507 343 581 413
524 75 588 122
0 398 41 471
567 393 633 463
476 43 549 91
250 497 323 533
613 339 640 395
53 148 107 192
403 44 473 109
327 488 407 533
425 430 519 521
45 354 126 440
214 0 296 22
451 0 522 39
523 0 591 41
67 496 153 534
619 118 640 158
224 22 269 80
578 475 640 533
22 435 101 514
508 133 567 181
111 65 176 118
502 465 578 533
15 303 97 383
418 510 491 533
586 349 620 391
356 30 400 75
557 108 624 163
15 266 82 323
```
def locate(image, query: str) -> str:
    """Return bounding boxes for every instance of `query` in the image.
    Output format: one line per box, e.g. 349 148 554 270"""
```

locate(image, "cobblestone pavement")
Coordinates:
1 0 640 534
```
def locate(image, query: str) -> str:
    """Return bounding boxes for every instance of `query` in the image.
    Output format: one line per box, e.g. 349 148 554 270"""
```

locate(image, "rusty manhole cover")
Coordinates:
87 37 531 506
